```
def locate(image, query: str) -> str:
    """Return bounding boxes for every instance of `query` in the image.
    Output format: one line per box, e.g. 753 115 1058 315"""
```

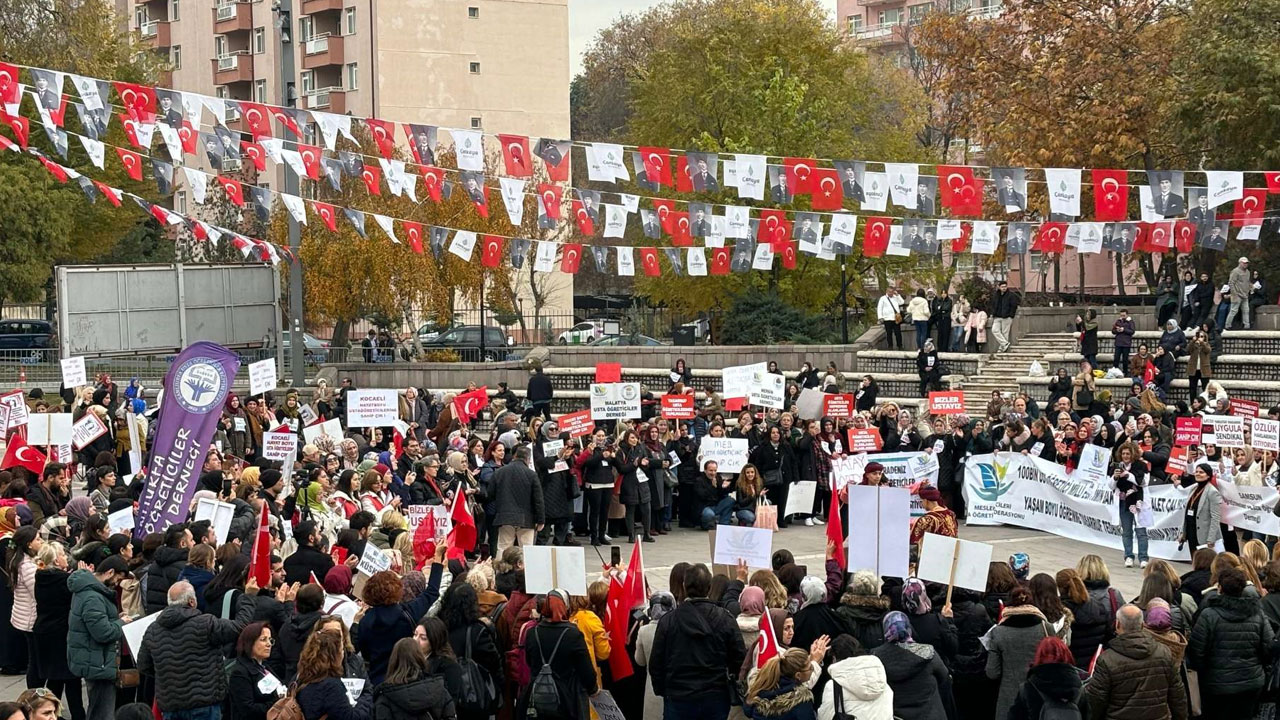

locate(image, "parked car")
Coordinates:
421 325 514 361
0 319 54 360
281 330 331 363
557 319 609 345
415 319 453 343
588 333 668 347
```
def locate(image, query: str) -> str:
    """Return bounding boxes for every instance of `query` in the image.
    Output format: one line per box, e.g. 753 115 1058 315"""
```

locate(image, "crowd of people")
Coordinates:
875 279 1019 354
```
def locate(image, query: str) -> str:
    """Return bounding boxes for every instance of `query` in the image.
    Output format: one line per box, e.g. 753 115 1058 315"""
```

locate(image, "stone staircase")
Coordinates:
960 333 1072 414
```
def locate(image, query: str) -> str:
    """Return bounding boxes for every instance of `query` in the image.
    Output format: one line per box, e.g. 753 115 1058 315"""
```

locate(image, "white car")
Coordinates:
557 320 607 345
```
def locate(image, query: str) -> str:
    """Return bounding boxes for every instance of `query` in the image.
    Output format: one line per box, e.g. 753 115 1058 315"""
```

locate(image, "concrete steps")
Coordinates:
956 332 1074 414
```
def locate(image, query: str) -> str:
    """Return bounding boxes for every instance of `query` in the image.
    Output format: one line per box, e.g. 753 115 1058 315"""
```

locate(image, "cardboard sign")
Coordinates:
299 403 318 427
262 430 296 462
107 506 135 534
830 455 864 491
61 356 87 388
1175 417 1202 446
1166 446 1189 476
712 524 773 568
589 383 641 420
749 372 785 409
341 679 365 707
846 485 911 578
661 394 696 420
595 362 622 384
698 437 749 474
525 545 587 595
122 613 159 660
1230 398 1261 418
928 391 965 415
302 418 342 445
722 362 768 399
783 481 817 517
0 391 27 429
558 409 595 438
796 387 825 420
1205 414 1246 448
193 498 236 545
405 504 452 539
846 427 883 454
1251 418 1280 453
1075 443 1112 485
917 534 993 593
71 412 109 450
823 394 855 419
346 389 398 427
356 545 392 576
590 691 626 720
28 413 73 447
248 358 277 396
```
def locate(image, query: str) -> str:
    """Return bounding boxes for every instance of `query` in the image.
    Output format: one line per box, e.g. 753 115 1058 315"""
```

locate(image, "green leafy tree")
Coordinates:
720 292 840 345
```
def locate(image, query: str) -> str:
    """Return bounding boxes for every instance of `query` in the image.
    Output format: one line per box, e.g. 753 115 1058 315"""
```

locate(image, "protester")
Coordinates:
989 280 1020 353
986 586 1050 720
651 564 746 720
67 554 130 720
744 648 817 720
297 623 373 720
816 635 892 720
373 637 458 720
1188 566 1273 719
1007 637 1087 720
227 623 282 720
877 289 904 350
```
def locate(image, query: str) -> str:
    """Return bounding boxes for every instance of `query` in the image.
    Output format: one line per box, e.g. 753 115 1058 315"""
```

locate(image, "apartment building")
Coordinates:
836 0 1002 54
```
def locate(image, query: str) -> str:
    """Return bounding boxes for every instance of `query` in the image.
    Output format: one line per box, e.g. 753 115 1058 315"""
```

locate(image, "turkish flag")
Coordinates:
755 601 782 669
950 223 971 254
218 176 245 207
298 144 323 181
863 216 893 257
561 243 582 273
537 184 562 220
1 434 46 475
445 491 477 560
1232 189 1266 226
148 203 174 226
605 574 635 681
420 166 445 202
639 247 660 276
238 102 273 140
639 146 671 187
94 181 121 207
781 242 797 269
113 82 156 123
1174 220 1196 253
670 211 692 247
453 386 489 426
758 209 792 252
498 134 532 178
572 200 594 236
404 221 424 254
622 542 647 611
710 247 731 275
811 168 844 210
313 201 337 231
6 115 28 149
785 157 818 195
249 503 272 588
241 142 267 171
1033 222 1067 253
116 147 143 180
365 118 396 159
190 220 211 241
0 62 20 111
827 486 845 571
1092 169 1129 221
116 115 138 148
270 107 301 137
540 139 571 182
471 186 490 219
39 156 68 184
1147 221 1174 250
675 155 693 193
1265 172 1280 194
361 163 382 196
938 166 983 217
1133 223 1155 253
178 121 198 155
481 235 503 267
652 199 676 234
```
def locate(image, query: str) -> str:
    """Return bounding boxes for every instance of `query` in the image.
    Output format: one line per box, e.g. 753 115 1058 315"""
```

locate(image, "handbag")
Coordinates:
754 497 778 532
1186 667 1202 716
1076 387 1094 407
894 312 903 324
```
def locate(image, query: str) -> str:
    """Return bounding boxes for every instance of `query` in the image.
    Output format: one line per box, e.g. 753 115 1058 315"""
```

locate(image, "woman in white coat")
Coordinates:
818 635 894 720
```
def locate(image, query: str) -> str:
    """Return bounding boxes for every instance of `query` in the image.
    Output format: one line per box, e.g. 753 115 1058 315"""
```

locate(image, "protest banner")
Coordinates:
1204 415 1246 448
193 497 236 545
595 363 622 383
302 418 343 445
0 390 27 429
71 412 109 450
61 356 87 388
917 534 994 599
1175 417 1202 446
928 391 965 415
713 524 773 568
823 394 855 419
749 372 785 409
846 428 883 454
661 395 696 420
261 429 297 462
846 485 910 578
525 546 587 595
346 389 399 427
698 437 749 474
1252 418 1280 453
830 456 862 491
28 413 72 447
1229 398 1261 418
783 482 817 517
558 409 595 438
722 362 768 399
248 358 277 396
590 383 641 420
404 504 452 539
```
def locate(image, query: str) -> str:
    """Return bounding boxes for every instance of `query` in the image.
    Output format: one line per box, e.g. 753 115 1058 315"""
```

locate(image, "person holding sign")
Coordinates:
1111 445 1149 569
222 394 253 460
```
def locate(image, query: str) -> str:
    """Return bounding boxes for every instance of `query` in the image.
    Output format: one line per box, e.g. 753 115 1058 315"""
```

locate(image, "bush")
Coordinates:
955 275 995 310
720 293 838 345
422 349 461 363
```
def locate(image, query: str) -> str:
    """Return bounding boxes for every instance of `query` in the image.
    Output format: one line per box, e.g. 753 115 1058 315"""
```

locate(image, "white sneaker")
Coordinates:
1140 560 1148 569
803 518 815 527
603 535 612 543
812 517 826 526
1124 557 1134 568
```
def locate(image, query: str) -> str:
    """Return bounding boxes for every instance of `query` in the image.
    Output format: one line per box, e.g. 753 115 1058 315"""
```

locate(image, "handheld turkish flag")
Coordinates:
116 147 142 181
863 217 893 257
537 184 562 220
404 222 425 254
249 502 271 588
1033 222 1067 253
313 201 337 231
452 386 489 426
938 166 983 217
605 573 635 680
639 146 671 187
361 164 382 196
785 157 817 195
755 605 782 669
2 434 46 475
675 155 693 193
412 512 437 571
827 483 845 570
811 168 844 210
498 134 532 178
241 142 267 172
481 235 504 268
950 222 971 254
623 542 647 610
218 176 245 207
366 118 396 159
445 490 476 560
298 144 323 181
561 243 582 273
421 166 445 203
640 247 661 277
1092 169 1128 221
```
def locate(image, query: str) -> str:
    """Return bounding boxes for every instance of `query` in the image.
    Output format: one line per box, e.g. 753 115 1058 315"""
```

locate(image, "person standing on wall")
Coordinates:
877 288 905 350
989 280 1021 353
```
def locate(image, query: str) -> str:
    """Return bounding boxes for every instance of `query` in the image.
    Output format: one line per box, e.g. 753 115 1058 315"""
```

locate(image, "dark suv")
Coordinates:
420 325 513 361
0 319 54 359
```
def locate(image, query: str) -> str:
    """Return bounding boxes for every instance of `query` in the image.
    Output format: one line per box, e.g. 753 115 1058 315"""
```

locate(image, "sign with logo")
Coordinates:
71 412 109 450
346 389 398 427
1204 414 1246 448
823 394 855 419
1175 417 1202 446
661 395 696 420
749 372 785 409
928 391 965 415
589 383 641 420
846 427 883 454
722 362 768 399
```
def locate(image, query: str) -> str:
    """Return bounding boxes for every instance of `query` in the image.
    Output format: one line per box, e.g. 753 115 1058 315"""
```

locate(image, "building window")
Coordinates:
470 116 482 129
344 7 356 34
299 15 313 42
847 15 862 33
169 0 179 21
171 45 181 69
215 86 228 99
345 63 358 89
254 79 267 103
878 7 902 25
908 3 931 23
949 0 970 10
300 70 314 94
468 6 479 18
215 35 228 57
135 7 148 29
253 27 265 53
175 190 187 214
469 62 480 74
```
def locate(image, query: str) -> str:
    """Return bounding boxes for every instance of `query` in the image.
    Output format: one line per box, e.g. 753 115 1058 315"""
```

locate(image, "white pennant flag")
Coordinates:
705 216 726 248
884 163 919 209
827 213 857 249
499 177 525 225
281 193 307 224
184 167 208 204
861 172 889 211
201 96 227 124
181 92 203 125
450 129 484 171
725 206 750 239
309 110 348 150
971 222 999 255
616 247 635 276
69 74 103 111
603 204 627 238
196 221 222 245
534 240 557 273
936 219 963 240
260 137 284 164
379 158 403 196
584 145 612 183
619 194 639 213
752 243 774 271
1073 222 1104 254
723 159 738 188
687 247 708 276
79 135 104 169
449 230 477 261
372 213 398 243
157 123 183 162
1204 171 1244 209
1137 186 1161 222
280 149 307 180
593 143 628 181
132 121 156 150
886 225 910 257
735 154 766 200
1044 168 1081 217
402 172 418 203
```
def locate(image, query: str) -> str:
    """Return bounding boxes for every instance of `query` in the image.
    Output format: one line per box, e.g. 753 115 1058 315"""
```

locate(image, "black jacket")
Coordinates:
907 611 959 668
834 593 890 652
990 290 1021 319
871 642 951 720
33 567 74 680
535 440 576 522
950 597 993 676
279 609 324 682
854 382 878 413
1180 569 1212 606
650 598 745 701
526 373 553 403
298 676 373 720
749 441 793 487
448 621 502 692
616 443 651 507
143 545 189 613
227 656 279 720
138 596 257 711
373 675 457 720
1188 593 1274 695
1008 662 1086 720
791 603 852 657
490 462 544 528
1065 582 1118 669
517 621 598 720
283 545 335 586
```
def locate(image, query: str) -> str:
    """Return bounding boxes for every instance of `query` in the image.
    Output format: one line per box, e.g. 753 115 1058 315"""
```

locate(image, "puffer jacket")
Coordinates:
143 545 188 613
1008 662 1087 720
66 569 126 681
9 554 36 632
137 595 257 711
817 656 894 720
279 609 324 681
745 678 817 720
950 597 992 676
372 675 458 720
834 593 890 651
1065 582 1119 668
298 676 372 720
1085 630 1186 720
1188 592 1274 695
872 642 950 720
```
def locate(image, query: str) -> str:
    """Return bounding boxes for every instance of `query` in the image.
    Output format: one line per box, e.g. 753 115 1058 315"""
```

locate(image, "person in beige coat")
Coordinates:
1187 330 1213 399
1072 362 1097 412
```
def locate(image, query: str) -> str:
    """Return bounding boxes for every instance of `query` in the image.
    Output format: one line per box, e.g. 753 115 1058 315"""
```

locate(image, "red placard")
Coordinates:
846 427 883 453
1166 446 1189 476
823 394 855 419
558 409 595 438
1229 398 1261 418
725 397 746 412
928 391 966 415
661 395 697 420
1175 417 1202 447
595 362 622 383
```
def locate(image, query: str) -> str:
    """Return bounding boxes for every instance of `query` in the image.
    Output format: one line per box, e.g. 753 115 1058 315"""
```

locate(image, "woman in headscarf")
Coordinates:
63 497 94 543
900 578 957 669
737 586 767 650
634 591 676 720
223 394 251 459
791 576 847 654
869 611 951 720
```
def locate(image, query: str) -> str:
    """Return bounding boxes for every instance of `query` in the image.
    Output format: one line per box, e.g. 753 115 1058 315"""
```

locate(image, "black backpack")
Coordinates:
456 625 501 715
526 628 568 719
1035 687 1081 720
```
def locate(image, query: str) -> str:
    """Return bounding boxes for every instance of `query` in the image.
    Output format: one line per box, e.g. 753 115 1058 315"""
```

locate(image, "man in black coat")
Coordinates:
143 524 191 613
650 564 746 720
492 445 545 553
282 521 335 585
930 291 954 351
524 366 553 422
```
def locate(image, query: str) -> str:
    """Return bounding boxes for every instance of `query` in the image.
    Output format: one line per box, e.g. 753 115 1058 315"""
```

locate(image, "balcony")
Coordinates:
213 1 253 33
858 0 903 6
140 20 171 46
301 34 344 69
211 52 255 85
854 21 908 46
301 0 344 13
304 87 346 113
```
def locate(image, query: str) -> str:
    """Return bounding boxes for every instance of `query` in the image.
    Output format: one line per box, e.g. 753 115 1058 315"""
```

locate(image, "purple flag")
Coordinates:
134 342 241 537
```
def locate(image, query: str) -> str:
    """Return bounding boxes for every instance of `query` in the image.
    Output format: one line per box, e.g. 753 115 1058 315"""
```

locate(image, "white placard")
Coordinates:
698 437 749 474
61 356 87 388
1075 443 1112 485
346 389 399 427
750 372 785 409
28 413 73 447
404 504 451 539
846 485 911 578
917 534 993 592
71 412 109 450
542 439 565 455
299 404 318 427
262 430 296 462
783 481 817 517
1252 418 1280 453
525 545 587 596
248 358 277 396
194 498 236 545
303 418 343 445
122 612 159 660
713 525 773 568
589 383 641 420
723 362 768 399
796 387 825 420
356 545 392 576
107 506 135 534
1205 414 1246 448
0 391 26 429
341 678 365 706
